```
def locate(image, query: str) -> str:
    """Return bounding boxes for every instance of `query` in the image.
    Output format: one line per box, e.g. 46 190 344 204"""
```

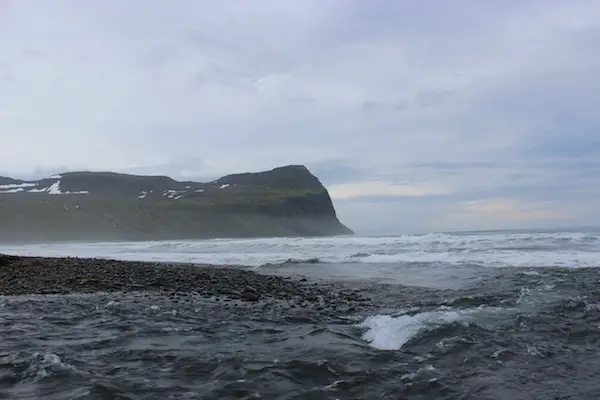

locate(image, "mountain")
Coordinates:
0 165 353 242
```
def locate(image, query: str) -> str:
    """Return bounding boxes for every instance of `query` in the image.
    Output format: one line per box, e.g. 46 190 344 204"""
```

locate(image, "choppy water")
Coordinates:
2 230 600 399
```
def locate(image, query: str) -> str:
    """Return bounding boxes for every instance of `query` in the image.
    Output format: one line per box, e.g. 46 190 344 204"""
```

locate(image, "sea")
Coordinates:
2 229 600 399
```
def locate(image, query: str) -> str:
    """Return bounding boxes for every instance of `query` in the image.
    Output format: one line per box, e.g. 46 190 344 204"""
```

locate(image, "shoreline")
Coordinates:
0 231 356 245
0 253 372 313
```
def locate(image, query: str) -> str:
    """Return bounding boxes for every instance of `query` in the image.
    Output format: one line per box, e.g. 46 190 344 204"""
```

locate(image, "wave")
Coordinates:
356 310 463 350
2 230 600 269
263 257 322 266
258 250 600 268
355 305 505 351
2 351 82 383
4 247 600 269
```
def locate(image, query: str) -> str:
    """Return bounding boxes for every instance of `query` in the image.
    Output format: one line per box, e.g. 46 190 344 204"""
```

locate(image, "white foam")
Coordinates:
520 270 541 276
138 191 147 199
48 174 62 179
401 365 436 381
585 303 600 312
526 345 542 356
29 351 78 379
357 310 464 350
219 184 230 189
2 231 600 270
105 300 119 308
492 348 508 358
516 287 533 304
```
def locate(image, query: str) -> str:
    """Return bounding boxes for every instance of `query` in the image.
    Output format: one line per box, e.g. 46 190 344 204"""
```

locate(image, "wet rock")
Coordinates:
241 287 260 302
0 253 381 313
79 278 101 286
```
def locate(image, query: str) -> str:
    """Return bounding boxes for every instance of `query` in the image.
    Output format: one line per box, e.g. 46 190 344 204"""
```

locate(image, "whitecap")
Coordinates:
105 300 119 308
2 230 600 270
356 309 465 350
28 351 79 380
527 344 542 356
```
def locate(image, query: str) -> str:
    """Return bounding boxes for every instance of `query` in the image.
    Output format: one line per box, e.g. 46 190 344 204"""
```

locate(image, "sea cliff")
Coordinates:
0 165 353 242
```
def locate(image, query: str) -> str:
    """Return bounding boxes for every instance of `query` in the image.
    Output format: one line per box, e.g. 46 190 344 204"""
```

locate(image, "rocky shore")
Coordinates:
0 254 372 313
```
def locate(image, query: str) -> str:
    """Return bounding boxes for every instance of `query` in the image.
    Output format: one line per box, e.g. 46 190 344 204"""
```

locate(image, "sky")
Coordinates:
1 0 600 234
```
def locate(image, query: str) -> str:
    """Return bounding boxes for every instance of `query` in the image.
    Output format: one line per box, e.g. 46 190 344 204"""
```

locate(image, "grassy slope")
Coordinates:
0 165 353 241
0 190 351 242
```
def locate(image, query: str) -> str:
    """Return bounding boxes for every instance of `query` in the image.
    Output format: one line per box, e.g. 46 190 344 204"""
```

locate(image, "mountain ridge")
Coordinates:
0 165 353 242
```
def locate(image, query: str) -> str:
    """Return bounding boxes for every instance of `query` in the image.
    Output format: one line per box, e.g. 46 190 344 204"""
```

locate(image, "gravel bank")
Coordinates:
0 254 372 313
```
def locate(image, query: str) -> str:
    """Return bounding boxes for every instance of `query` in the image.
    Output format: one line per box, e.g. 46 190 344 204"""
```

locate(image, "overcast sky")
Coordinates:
1 0 600 234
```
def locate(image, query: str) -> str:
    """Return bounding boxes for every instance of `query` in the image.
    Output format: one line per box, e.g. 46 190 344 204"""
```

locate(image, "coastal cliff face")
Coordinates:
0 165 353 242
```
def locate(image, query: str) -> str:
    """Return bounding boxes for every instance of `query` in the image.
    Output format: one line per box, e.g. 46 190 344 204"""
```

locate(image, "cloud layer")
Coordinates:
2 0 600 233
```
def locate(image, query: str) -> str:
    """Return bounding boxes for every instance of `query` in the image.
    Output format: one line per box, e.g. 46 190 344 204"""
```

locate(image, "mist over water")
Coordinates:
2 230 600 399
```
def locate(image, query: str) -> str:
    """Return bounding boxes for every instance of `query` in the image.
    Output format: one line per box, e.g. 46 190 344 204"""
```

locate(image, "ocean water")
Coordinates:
2 230 600 399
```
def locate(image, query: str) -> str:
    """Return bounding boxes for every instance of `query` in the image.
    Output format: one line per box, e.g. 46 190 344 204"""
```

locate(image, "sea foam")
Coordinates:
2 231 600 269
357 310 464 350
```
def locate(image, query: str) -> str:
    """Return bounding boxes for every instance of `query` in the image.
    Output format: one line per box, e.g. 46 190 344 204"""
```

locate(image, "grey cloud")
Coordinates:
409 162 499 171
22 49 43 59
120 157 217 183
4 166 70 181
360 101 408 113
306 160 372 186
2 0 600 232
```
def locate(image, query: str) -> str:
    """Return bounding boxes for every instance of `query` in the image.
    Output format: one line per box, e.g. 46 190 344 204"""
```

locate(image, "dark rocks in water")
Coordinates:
241 286 260 302
0 254 375 313
0 165 353 241
282 257 321 265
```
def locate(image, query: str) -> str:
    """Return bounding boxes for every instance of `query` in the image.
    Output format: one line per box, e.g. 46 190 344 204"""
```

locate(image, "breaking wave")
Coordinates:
2 230 600 269
357 310 466 350
356 306 507 351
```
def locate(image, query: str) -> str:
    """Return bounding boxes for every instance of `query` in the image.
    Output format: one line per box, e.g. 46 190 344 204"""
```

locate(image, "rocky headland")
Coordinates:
0 165 353 242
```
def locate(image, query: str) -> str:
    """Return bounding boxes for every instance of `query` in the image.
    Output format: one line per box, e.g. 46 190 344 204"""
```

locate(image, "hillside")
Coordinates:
0 165 353 242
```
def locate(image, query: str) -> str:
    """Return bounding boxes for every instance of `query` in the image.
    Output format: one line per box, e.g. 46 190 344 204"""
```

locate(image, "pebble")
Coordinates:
0 254 376 313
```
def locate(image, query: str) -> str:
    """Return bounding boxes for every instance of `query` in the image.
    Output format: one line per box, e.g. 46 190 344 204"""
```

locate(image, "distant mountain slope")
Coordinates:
0 165 353 242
